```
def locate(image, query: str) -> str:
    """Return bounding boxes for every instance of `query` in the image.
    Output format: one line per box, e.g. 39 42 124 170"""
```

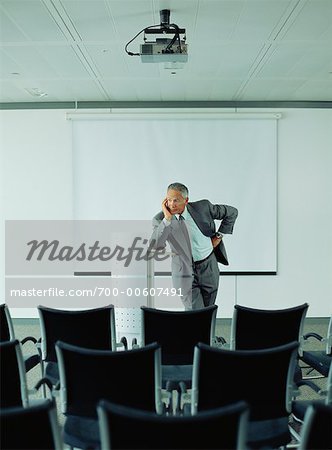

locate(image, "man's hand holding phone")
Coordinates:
162 198 173 222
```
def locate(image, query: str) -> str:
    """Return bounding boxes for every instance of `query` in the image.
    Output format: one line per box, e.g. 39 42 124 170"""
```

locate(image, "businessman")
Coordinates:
152 182 238 310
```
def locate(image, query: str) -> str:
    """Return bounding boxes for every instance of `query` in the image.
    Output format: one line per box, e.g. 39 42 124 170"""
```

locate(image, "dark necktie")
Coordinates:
179 214 191 254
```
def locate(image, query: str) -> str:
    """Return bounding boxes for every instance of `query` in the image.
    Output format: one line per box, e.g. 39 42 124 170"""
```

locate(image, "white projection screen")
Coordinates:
72 113 278 274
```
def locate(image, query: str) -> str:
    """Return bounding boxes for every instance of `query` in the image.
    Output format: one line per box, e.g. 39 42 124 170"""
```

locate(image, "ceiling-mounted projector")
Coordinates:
125 9 188 63
140 38 188 63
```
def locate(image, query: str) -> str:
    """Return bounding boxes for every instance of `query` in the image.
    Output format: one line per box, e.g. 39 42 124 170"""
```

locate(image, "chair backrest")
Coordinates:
0 339 29 408
38 304 116 362
326 314 332 355
0 399 63 450
0 303 15 342
299 403 332 450
192 341 299 421
55 340 162 418
231 303 308 355
325 361 332 405
141 305 217 365
97 399 249 450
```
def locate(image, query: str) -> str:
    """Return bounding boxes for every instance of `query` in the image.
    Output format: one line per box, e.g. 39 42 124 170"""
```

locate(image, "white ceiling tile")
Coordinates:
185 44 225 76
1 77 56 101
160 78 187 100
0 0 67 41
0 6 28 42
235 78 289 100
99 78 139 100
25 78 107 101
85 43 129 77
232 0 292 41
0 48 23 76
61 0 117 41
108 0 155 41
264 79 308 100
36 44 95 78
257 42 332 79
125 57 162 78
127 79 162 101
193 0 244 42
291 79 332 100
312 64 332 80
0 80 22 101
57 79 108 101
287 45 332 78
283 0 332 41
2 46 65 78
0 0 332 102
182 78 214 100
216 43 264 77
257 43 312 77
183 42 263 79
209 78 244 100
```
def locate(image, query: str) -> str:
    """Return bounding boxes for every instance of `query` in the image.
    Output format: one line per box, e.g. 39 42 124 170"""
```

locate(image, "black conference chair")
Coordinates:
97 399 249 450
0 339 50 409
230 303 308 351
0 303 15 342
300 314 332 379
0 398 63 450
190 341 299 449
0 339 29 408
38 304 127 387
55 340 164 449
0 303 40 373
292 359 332 426
230 303 308 384
140 305 217 403
299 403 332 450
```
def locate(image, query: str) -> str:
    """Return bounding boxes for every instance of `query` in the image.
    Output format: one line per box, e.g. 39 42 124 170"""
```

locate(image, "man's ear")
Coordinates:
185 197 189 205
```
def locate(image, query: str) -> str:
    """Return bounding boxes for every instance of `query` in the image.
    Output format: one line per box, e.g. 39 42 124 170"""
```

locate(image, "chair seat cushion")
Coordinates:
45 362 60 385
162 364 192 387
24 353 40 372
247 417 291 449
64 416 100 449
292 399 325 423
301 351 331 377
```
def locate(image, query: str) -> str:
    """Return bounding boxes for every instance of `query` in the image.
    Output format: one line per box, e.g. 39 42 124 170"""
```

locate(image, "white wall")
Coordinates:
0 109 73 316
236 108 332 316
1 108 331 317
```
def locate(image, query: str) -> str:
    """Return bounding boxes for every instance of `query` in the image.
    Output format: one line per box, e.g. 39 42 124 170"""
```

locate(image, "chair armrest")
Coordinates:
162 383 174 414
34 377 53 391
20 337 42 372
21 336 38 345
213 336 227 348
115 336 128 351
296 379 322 394
177 381 191 414
303 332 324 342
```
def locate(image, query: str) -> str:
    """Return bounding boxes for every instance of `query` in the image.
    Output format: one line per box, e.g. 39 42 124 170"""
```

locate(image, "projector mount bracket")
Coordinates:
125 9 186 57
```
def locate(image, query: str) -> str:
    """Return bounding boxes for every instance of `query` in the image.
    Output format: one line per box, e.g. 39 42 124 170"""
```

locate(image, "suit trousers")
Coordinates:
183 252 220 310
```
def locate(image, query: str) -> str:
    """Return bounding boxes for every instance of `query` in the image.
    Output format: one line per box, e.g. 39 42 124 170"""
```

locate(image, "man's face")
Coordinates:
166 189 188 214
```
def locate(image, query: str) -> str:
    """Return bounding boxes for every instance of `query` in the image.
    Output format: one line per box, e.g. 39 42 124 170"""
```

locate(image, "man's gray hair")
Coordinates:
167 182 189 199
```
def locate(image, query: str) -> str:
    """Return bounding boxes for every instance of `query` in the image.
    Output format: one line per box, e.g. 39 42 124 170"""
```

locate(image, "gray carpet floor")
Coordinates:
11 316 331 449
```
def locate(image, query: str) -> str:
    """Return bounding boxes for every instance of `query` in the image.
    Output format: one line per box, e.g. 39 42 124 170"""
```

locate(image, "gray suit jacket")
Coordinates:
152 200 238 267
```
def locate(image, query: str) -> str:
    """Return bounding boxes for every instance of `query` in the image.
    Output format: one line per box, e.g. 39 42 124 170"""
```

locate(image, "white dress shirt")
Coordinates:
162 207 212 262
